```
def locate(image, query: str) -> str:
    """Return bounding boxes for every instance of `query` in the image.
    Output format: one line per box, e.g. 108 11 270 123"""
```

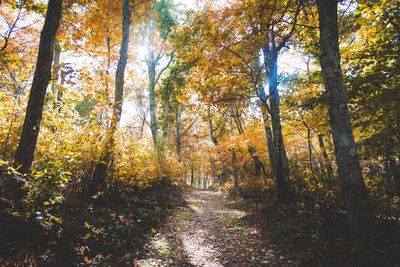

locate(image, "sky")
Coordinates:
174 0 198 10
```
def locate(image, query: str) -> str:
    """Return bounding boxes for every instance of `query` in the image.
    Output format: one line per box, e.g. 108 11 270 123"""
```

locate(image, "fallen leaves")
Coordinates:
135 190 296 266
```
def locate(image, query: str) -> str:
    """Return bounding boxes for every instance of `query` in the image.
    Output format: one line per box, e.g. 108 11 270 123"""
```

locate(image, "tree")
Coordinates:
89 0 131 194
345 0 400 192
14 0 63 173
216 0 300 202
258 0 301 203
143 0 176 152
316 0 371 240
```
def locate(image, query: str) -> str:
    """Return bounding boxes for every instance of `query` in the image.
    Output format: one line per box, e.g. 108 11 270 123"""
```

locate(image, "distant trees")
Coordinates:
171 0 377 242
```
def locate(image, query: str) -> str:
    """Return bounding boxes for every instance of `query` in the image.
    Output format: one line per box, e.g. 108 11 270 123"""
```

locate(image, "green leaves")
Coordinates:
155 0 177 40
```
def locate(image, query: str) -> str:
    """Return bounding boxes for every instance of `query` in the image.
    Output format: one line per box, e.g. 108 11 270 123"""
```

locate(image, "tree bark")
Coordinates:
112 0 130 126
384 149 400 193
162 80 171 141
207 105 218 146
175 105 181 158
104 36 112 104
147 56 159 148
318 133 334 180
304 123 318 186
207 105 229 183
231 147 239 188
229 110 239 188
162 68 176 144
263 45 291 203
51 39 61 97
191 163 195 187
260 101 276 178
317 0 371 239
221 164 228 184
14 0 63 173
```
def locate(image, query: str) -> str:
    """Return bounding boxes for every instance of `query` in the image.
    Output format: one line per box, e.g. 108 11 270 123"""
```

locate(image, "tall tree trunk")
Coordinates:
318 133 334 180
304 123 317 186
105 36 112 104
191 163 195 187
317 0 371 240
112 0 130 126
57 66 66 109
162 68 176 145
207 105 229 183
51 39 61 98
231 148 239 188
384 150 400 193
162 80 171 141
221 164 228 184
207 105 218 146
160 73 172 156
89 0 131 195
14 0 63 173
139 116 146 139
263 44 291 203
260 101 276 178
229 109 239 188
148 57 158 148
384 143 400 192
175 105 181 158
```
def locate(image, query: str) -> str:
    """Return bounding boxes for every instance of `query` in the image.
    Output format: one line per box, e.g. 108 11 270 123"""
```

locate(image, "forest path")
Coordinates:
135 190 290 266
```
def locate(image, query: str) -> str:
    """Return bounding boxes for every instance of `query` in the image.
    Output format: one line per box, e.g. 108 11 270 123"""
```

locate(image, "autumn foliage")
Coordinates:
0 0 399 265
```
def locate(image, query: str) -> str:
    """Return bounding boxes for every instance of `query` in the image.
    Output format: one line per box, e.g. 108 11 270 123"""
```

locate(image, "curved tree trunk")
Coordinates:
317 0 371 240
14 0 63 173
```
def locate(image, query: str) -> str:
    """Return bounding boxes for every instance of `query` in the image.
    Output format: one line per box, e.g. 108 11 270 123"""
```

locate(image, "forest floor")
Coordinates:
2 184 398 266
135 190 296 266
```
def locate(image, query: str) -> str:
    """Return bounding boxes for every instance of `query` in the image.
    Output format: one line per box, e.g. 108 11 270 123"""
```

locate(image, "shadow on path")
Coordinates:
135 190 291 266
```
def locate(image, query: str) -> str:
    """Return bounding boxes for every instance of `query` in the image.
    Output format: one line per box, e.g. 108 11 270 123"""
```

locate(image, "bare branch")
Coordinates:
155 51 175 85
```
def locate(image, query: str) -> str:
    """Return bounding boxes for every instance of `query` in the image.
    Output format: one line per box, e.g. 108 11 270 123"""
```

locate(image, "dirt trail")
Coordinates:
135 190 292 266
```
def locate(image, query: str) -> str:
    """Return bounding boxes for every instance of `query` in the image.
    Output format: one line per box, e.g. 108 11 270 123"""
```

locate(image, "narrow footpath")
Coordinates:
135 190 295 266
